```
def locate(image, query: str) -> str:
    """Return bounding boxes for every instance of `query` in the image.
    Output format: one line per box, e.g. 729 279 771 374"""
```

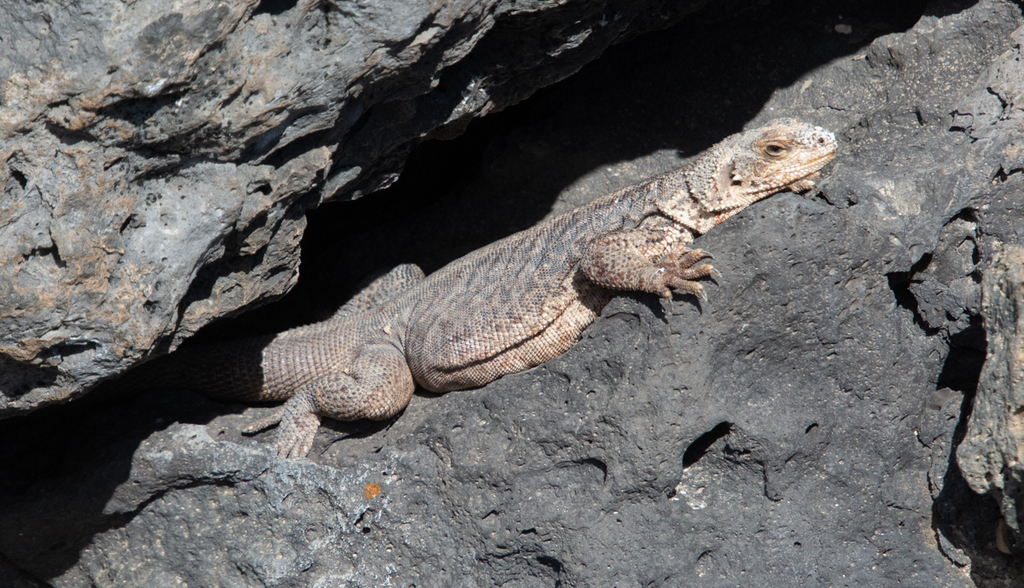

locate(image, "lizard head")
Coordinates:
688 119 837 220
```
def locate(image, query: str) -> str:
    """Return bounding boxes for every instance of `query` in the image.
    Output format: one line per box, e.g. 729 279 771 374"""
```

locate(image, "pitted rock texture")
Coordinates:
3 0 1024 587
958 244 1024 555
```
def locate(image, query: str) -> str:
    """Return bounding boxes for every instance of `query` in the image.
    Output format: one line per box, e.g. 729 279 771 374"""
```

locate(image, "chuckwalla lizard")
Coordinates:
138 119 836 458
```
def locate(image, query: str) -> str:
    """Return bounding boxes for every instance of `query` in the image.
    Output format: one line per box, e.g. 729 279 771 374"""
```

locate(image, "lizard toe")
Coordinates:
666 277 707 300
672 262 716 281
675 248 714 268
242 407 285 435
274 410 321 458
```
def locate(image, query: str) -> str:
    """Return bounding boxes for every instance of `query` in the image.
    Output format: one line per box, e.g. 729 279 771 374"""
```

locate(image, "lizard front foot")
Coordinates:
655 248 716 299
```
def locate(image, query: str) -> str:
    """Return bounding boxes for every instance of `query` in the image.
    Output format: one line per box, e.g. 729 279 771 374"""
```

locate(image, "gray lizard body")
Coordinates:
140 120 836 457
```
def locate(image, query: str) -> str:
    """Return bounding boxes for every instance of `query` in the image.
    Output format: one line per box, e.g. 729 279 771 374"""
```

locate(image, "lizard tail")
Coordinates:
103 334 284 402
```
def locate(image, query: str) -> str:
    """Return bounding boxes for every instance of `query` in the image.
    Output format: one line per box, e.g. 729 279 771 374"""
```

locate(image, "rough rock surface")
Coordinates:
3 0 1024 587
958 245 1024 554
0 0 709 414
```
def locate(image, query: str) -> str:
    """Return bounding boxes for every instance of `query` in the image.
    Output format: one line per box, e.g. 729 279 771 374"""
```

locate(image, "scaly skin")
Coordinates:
142 120 837 458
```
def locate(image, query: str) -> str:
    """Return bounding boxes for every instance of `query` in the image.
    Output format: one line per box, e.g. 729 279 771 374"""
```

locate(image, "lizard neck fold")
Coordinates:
648 163 715 236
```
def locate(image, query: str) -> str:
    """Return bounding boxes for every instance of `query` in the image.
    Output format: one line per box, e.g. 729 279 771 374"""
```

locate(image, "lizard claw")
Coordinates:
680 248 713 262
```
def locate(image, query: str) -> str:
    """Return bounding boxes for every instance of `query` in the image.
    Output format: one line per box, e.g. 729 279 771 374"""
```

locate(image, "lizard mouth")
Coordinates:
772 147 837 191
804 148 837 168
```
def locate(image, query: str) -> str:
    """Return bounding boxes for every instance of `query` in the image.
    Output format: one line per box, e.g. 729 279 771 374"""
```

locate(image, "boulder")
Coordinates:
2 0 1024 586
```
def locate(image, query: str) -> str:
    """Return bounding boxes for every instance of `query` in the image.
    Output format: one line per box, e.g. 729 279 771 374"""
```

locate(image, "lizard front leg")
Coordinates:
580 229 715 299
245 344 415 458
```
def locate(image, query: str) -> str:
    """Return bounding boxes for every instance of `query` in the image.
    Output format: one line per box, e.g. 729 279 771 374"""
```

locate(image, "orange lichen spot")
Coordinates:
363 482 381 499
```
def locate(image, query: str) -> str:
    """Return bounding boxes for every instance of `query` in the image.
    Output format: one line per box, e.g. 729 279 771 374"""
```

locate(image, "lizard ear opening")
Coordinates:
717 160 736 189
710 159 742 207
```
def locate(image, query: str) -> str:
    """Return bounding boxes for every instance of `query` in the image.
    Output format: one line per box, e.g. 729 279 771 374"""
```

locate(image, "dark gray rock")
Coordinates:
4 0 1024 587
958 244 1024 556
0 0 709 415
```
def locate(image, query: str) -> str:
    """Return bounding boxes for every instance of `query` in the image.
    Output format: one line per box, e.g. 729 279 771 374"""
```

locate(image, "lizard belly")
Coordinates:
409 290 611 392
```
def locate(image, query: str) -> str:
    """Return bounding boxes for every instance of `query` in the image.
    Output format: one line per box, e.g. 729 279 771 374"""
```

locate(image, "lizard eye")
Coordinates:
763 143 788 157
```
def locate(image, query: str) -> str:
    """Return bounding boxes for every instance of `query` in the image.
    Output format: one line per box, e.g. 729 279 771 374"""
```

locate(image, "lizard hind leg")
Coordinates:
246 344 416 458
